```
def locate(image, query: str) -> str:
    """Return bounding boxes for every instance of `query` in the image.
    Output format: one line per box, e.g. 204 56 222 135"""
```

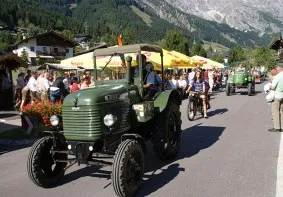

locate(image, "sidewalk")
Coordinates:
0 111 35 146
0 111 21 133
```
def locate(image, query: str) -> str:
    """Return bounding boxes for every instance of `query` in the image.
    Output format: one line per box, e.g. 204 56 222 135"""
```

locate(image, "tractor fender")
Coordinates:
43 131 67 147
153 89 182 113
121 134 147 153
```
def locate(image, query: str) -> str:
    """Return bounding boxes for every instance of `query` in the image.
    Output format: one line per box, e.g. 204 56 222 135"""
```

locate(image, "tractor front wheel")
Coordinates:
112 139 144 197
27 136 67 188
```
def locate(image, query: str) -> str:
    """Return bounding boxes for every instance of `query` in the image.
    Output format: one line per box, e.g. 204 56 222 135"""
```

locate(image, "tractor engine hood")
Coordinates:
63 84 129 106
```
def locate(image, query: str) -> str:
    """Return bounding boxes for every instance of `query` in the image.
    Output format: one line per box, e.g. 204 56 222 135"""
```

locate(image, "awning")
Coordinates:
37 63 81 70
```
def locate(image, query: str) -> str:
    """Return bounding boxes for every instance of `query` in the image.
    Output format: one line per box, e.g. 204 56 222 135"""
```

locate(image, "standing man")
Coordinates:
28 71 40 103
24 70 31 85
14 72 25 109
37 71 50 101
269 67 283 132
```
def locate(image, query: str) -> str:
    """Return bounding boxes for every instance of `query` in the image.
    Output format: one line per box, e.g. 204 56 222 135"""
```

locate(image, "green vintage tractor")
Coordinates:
226 71 255 96
27 44 183 197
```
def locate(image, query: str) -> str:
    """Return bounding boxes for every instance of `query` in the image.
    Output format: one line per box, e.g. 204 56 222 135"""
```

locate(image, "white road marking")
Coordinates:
276 133 283 197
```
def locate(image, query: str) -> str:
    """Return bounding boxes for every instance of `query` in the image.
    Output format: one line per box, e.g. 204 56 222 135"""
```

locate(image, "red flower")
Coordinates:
22 101 62 127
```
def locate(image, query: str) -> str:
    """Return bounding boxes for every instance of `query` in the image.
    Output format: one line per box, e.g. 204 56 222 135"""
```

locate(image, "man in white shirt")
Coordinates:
28 71 40 103
37 71 50 101
63 73 70 93
269 67 283 132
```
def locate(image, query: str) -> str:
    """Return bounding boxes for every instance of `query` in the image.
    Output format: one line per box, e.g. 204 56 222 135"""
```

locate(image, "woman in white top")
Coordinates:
169 75 178 89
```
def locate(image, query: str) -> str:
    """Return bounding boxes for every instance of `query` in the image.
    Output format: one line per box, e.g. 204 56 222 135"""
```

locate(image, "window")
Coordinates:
43 47 47 52
30 47 34 52
54 48 58 52
66 49 69 53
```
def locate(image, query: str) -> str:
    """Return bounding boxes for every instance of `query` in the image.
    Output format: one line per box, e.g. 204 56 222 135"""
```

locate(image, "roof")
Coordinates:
75 43 107 56
93 44 163 56
37 63 80 70
13 31 79 48
0 53 28 69
269 35 283 50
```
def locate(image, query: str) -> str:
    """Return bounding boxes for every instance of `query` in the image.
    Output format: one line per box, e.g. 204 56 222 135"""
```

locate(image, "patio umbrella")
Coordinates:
192 55 224 68
143 49 186 68
170 50 202 67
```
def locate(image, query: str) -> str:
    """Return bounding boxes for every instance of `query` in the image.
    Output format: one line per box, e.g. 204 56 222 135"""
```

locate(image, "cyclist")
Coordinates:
186 70 208 118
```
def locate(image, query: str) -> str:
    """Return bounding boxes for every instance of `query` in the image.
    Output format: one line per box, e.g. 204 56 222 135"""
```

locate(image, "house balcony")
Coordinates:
35 50 67 59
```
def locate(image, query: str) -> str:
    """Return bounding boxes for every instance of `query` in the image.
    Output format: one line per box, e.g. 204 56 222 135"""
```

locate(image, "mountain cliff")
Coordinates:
142 0 283 35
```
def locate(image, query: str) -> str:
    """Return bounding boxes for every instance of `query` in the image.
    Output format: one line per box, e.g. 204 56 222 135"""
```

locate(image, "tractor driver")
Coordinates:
186 69 209 118
143 62 161 100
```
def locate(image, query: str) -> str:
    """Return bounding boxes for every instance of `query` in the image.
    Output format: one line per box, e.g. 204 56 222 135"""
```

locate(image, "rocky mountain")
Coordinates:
0 0 276 49
139 0 283 36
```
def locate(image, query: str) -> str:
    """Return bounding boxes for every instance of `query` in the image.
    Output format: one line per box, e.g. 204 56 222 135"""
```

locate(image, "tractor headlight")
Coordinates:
50 115 60 127
103 114 117 127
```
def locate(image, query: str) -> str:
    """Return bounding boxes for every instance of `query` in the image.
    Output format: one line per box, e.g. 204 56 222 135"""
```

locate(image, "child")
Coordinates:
80 77 89 90
70 77 80 93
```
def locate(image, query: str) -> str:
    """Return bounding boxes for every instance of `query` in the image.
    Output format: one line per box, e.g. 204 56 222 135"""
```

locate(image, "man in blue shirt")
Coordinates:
143 62 161 100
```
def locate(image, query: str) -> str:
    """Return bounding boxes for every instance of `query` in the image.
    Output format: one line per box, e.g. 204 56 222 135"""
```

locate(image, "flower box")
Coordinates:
21 101 62 138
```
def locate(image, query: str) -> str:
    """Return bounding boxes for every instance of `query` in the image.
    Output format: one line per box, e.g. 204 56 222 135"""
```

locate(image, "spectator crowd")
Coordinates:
14 69 92 113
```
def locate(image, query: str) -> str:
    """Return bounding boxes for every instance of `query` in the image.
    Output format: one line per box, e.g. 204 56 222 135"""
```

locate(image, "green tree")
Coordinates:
27 23 44 37
190 44 207 57
228 44 246 63
61 30 75 40
210 54 224 63
155 38 167 49
252 47 276 67
20 49 29 63
122 28 135 45
101 34 116 46
207 45 213 53
165 29 189 55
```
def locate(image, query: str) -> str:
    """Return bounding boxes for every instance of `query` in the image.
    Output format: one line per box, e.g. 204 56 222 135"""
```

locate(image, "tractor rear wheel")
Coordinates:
152 101 181 160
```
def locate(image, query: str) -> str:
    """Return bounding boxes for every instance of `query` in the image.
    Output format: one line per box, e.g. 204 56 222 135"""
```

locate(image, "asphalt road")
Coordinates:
0 83 279 197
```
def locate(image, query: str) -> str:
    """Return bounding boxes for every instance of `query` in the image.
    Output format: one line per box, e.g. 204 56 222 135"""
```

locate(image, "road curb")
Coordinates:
0 139 36 146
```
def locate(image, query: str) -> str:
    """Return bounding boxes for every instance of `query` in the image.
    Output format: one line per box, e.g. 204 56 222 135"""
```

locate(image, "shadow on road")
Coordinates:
179 124 225 159
137 124 225 196
0 144 31 155
56 124 224 195
137 163 185 197
208 108 228 117
59 165 111 186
